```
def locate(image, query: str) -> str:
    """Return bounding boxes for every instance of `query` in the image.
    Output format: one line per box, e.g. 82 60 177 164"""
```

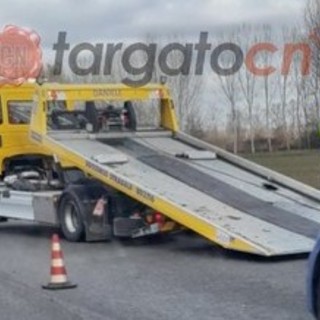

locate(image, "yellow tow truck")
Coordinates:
1 82 320 256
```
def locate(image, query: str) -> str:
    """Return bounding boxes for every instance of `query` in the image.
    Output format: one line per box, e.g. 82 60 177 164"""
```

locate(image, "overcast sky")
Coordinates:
0 0 306 46
0 0 308 124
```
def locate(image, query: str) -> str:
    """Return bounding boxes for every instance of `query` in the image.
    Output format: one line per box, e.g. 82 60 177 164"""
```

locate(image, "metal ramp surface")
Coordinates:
44 131 320 256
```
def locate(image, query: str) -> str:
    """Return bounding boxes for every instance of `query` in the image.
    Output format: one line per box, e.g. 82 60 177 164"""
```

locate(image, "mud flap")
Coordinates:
113 217 145 237
85 198 112 242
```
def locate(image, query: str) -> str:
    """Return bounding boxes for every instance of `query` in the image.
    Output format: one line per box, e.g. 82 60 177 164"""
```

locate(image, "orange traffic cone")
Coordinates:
42 234 77 290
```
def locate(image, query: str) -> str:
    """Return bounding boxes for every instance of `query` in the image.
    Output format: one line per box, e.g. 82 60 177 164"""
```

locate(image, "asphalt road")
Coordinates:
0 221 313 320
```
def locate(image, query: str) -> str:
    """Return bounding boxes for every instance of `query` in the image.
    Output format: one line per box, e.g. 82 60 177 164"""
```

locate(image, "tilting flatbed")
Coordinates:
22 83 320 257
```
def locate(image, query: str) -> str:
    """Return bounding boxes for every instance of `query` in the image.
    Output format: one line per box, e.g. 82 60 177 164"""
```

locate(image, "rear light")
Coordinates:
144 211 166 225
154 212 165 226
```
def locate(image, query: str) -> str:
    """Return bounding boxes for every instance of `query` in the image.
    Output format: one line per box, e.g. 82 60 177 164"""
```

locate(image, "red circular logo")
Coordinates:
0 25 42 86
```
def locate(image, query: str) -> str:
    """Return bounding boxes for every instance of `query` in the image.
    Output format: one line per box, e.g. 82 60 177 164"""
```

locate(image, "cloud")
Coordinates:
0 0 305 45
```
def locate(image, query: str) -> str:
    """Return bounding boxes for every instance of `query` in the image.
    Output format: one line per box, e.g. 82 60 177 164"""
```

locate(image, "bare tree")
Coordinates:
151 35 204 134
278 26 295 151
278 73 291 150
290 26 309 148
225 109 243 152
261 24 276 152
305 0 320 120
213 30 241 154
237 24 258 154
215 73 239 153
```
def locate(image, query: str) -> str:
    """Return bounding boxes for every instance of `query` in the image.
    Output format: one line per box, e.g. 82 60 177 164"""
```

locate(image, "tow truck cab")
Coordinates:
0 83 177 242
0 84 51 176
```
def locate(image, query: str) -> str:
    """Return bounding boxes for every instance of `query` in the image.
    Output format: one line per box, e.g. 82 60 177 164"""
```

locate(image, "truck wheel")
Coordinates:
124 101 137 130
59 192 85 242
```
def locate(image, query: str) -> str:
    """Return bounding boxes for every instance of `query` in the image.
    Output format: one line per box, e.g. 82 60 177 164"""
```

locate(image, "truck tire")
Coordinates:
58 191 85 242
124 101 137 130
58 181 109 242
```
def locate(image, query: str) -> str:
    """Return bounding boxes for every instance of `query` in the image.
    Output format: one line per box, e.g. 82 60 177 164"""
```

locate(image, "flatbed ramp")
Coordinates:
44 131 320 256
